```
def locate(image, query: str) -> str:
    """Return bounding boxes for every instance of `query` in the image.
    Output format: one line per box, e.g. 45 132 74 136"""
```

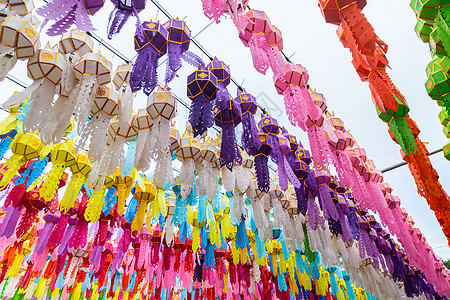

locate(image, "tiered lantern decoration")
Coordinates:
131 180 155 231
238 10 284 75
0 15 39 82
213 97 242 170
146 86 177 186
113 63 133 128
325 114 349 151
78 85 119 162
259 114 298 191
0 0 34 17
187 68 218 137
36 0 100 36
250 130 272 193
0 132 43 189
40 30 94 144
71 52 112 132
175 126 201 200
274 63 312 130
107 0 145 39
18 45 66 134
314 167 339 222
105 115 138 177
163 18 204 84
201 0 249 32
39 141 75 202
59 152 91 212
235 89 260 154
206 57 231 105
133 108 154 171
85 173 115 222
130 21 168 95
197 137 218 199
114 168 135 216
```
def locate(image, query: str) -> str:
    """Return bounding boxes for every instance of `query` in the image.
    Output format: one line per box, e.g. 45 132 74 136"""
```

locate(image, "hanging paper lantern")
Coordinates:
274 63 314 131
187 68 218 137
176 127 201 200
71 52 112 131
314 167 339 222
78 85 119 162
170 126 181 153
214 98 242 170
259 114 299 191
112 63 133 128
58 29 94 57
238 9 284 75
146 86 177 186
206 57 231 103
251 131 272 193
0 0 34 16
0 15 39 83
235 89 261 153
133 108 154 171
318 0 366 25
36 0 101 36
197 137 218 199
163 18 204 83
85 173 115 222
107 0 145 39
0 132 42 189
39 141 76 202
131 180 155 231
16 46 65 134
59 152 91 212
130 21 168 95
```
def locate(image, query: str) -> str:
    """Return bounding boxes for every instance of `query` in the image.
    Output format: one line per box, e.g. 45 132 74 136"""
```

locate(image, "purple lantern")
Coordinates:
130 21 168 95
313 168 339 221
37 0 101 36
235 89 260 154
163 18 204 83
251 132 273 193
213 98 242 170
107 0 146 39
187 68 217 137
206 57 232 105
258 114 299 191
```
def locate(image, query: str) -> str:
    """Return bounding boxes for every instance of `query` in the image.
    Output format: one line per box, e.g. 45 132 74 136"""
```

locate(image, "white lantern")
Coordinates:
0 15 39 59
71 52 112 133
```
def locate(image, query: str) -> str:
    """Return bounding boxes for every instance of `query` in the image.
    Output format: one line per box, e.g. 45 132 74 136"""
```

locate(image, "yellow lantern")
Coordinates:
85 172 115 222
59 152 91 212
40 140 75 202
131 180 155 232
0 132 42 189
115 168 135 216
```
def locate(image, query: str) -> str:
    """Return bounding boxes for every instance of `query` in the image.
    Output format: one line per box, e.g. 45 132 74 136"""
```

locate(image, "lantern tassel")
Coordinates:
130 46 160 96
107 8 132 39
254 155 269 193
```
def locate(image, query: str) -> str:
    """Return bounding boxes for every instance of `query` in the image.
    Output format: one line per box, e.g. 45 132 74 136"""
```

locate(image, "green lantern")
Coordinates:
411 0 439 22
443 141 450 160
425 63 450 100
415 18 434 42
439 108 450 125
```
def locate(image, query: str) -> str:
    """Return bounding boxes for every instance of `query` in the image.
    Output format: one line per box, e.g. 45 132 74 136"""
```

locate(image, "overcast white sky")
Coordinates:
1 0 449 259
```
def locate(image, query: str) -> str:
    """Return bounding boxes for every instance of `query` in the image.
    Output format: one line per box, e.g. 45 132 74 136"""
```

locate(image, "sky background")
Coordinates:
1 0 449 259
